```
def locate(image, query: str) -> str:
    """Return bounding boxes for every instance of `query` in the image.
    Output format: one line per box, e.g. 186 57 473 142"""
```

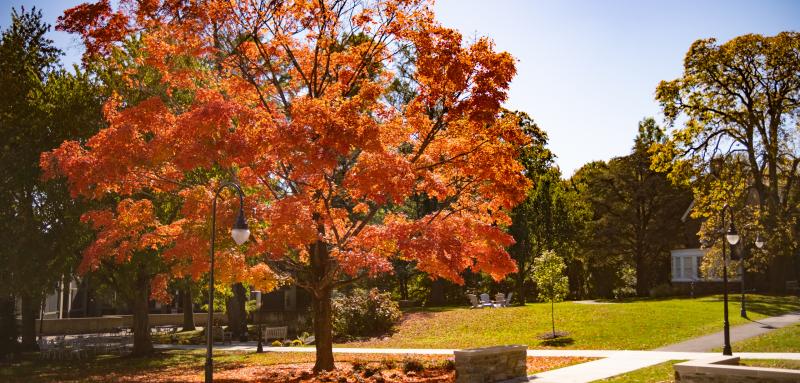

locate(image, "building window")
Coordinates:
671 249 704 282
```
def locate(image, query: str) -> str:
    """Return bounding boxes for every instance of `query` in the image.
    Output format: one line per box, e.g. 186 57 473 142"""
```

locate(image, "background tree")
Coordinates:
47 0 529 371
532 249 569 338
572 118 692 296
653 32 800 291
0 7 101 351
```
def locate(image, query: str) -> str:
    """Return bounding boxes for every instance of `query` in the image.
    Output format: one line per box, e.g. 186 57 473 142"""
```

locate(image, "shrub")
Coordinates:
290 339 303 347
380 359 397 370
613 266 637 299
649 283 676 298
271 340 283 347
332 288 401 340
402 358 425 373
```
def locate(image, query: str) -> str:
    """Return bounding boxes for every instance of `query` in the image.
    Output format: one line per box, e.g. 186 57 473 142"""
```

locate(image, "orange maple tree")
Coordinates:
43 0 529 370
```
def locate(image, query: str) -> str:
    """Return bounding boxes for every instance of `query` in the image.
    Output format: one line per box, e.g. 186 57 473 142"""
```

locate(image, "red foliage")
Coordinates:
43 0 530 307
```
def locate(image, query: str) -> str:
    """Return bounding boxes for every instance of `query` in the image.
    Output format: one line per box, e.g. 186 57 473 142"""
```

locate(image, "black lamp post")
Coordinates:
740 234 765 318
205 182 250 383
720 204 739 356
252 290 263 353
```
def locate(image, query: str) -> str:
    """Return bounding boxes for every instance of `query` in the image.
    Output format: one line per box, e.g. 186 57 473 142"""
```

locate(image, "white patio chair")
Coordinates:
494 293 506 307
467 294 483 309
479 293 495 308
503 292 513 307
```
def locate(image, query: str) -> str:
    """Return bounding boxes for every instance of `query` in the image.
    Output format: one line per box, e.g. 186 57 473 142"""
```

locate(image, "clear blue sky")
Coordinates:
3 0 799 176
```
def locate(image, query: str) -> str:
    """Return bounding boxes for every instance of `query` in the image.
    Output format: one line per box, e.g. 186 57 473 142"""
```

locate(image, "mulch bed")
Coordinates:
72 355 591 382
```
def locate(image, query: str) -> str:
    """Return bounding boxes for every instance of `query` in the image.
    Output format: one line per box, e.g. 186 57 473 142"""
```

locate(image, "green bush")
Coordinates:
402 358 425 373
649 283 676 298
290 339 303 347
613 266 637 299
332 288 401 340
271 340 283 347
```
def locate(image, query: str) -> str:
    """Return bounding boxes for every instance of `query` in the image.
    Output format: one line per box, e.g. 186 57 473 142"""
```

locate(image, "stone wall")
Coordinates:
33 313 227 335
454 345 527 383
675 356 800 383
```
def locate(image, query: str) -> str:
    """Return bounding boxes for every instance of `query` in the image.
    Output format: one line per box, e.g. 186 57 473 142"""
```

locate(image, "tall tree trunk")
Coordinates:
19 292 39 351
515 271 526 305
182 285 195 331
429 278 445 306
130 271 152 357
551 300 555 337
311 287 334 372
226 283 247 340
61 274 71 318
0 295 18 358
635 252 647 296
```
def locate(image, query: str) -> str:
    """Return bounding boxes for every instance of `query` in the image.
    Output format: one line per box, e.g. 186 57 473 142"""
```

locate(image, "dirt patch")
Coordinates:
59 354 590 383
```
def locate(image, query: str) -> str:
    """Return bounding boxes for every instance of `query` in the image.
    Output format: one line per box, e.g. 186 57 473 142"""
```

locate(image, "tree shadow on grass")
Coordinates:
704 294 800 318
539 337 575 347
537 331 573 347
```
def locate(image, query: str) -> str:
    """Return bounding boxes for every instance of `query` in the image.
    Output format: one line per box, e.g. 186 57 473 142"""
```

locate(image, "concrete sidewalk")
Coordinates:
655 311 800 352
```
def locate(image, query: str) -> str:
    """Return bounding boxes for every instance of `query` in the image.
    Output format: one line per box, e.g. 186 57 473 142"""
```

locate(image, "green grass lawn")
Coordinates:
343 295 800 350
740 359 800 370
598 360 683 383
729 322 800 352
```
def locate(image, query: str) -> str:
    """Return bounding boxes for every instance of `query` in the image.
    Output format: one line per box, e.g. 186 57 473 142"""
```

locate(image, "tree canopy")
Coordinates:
653 32 800 290
43 0 529 369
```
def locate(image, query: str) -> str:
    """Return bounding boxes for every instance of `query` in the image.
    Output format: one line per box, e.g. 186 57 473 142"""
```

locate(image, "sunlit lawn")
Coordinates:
0 350 589 382
740 359 800 370
343 295 800 350
729 322 800 352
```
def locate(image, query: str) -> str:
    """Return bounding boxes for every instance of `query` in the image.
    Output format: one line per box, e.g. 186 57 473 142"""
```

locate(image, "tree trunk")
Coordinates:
182 286 195 331
551 300 555 337
429 278 445 306
635 253 647 296
19 292 39 351
0 295 18 358
515 272 526 305
311 287 334 372
225 283 247 340
130 271 153 357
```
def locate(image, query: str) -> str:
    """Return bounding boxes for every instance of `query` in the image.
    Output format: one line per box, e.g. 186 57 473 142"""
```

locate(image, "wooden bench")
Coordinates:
262 326 288 341
787 280 799 295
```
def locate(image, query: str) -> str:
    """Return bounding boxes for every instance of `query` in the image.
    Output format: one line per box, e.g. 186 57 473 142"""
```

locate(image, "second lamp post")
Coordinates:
720 204 738 356
205 182 250 383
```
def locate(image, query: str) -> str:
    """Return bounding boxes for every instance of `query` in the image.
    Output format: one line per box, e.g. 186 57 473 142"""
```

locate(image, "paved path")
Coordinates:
654 311 800 352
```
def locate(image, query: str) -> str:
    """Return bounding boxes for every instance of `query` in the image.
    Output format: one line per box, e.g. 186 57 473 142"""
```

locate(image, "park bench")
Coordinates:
262 326 288 342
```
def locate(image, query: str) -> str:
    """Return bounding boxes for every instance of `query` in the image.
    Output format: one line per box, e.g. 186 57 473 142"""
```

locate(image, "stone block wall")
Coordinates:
454 345 527 383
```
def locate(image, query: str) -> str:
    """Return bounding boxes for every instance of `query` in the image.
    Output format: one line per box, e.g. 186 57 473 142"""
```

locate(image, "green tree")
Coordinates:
653 32 800 291
0 7 101 350
572 119 692 296
532 250 569 338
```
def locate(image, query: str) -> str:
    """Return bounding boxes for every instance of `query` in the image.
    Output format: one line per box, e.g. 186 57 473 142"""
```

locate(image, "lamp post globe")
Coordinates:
755 235 765 249
726 223 740 245
231 209 250 245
